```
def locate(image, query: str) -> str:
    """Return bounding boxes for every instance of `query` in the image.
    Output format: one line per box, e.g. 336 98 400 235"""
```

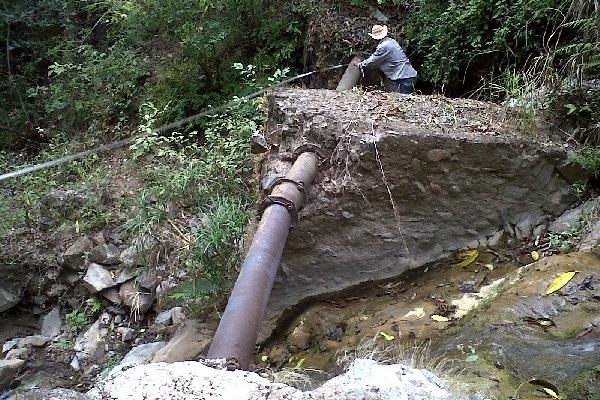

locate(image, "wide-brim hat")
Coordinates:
369 25 388 40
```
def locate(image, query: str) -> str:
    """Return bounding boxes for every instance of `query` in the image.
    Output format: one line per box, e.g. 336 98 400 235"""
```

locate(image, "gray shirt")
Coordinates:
360 37 417 80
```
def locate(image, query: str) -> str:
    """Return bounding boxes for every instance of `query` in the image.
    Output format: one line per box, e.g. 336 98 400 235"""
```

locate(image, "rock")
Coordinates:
47 283 68 298
436 253 600 395
121 342 166 366
101 288 122 305
116 327 135 341
18 335 50 348
83 263 116 293
74 319 106 362
115 266 137 284
119 236 156 267
259 89 575 337
63 271 82 285
579 220 600 252
0 286 22 313
150 320 212 363
287 321 311 350
7 388 92 400
92 232 106 245
171 307 186 325
515 213 544 241
119 280 155 317
61 236 92 271
87 359 452 400
138 269 159 290
370 7 389 23
106 342 166 378
2 338 20 354
154 307 185 326
41 307 62 338
70 357 80 370
40 189 88 223
0 359 25 390
89 244 121 265
549 204 584 233
5 347 29 360
487 230 508 249
154 309 173 326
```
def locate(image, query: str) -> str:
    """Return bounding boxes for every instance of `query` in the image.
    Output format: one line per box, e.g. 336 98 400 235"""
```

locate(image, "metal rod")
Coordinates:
207 152 319 367
336 56 364 91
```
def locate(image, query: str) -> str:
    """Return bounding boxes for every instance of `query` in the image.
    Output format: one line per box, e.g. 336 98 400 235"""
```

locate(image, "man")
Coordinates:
357 25 417 94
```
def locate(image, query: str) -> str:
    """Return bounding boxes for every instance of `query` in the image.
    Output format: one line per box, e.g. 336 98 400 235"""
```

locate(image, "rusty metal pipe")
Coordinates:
207 152 319 367
336 56 364 91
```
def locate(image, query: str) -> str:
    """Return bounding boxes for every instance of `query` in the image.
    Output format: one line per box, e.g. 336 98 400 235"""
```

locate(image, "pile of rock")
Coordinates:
60 234 160 317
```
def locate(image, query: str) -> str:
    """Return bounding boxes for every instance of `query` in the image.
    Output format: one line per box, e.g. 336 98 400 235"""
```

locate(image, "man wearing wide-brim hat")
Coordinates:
357 25 417 94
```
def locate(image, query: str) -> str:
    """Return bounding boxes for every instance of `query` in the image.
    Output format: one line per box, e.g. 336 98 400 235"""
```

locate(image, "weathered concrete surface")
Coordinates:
259 89 575 337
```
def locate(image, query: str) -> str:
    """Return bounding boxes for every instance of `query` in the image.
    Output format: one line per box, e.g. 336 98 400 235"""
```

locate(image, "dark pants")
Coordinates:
387 77 416 94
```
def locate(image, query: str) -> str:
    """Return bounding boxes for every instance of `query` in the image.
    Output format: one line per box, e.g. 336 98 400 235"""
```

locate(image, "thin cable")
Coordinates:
0 64 345 182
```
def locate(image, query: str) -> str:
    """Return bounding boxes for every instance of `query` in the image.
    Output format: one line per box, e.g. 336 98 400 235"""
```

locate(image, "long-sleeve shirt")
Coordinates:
359 37 417 80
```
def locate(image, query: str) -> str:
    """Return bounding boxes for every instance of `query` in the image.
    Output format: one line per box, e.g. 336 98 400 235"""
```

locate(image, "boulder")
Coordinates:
83 263 116 293
41 307 62 338
8 388 92 400
0 358 25 389
61 236 92 271
119 280 155 317
548 204 584 233
88 244 121 265
2 338 20 354
260 89 575 338
87 359 452 400
151 320 213 363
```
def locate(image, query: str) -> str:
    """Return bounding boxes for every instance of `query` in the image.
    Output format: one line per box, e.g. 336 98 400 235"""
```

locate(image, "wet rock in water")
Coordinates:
41 307 62 338
83 263 117 293
119 280 154 317
60 236 92 271
260 89 575 337
88 244 121 265
0 359 25 389
87 358 452 400
434 253 600 398
18 335 50 348
151 320 213 363
8 388 92 400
